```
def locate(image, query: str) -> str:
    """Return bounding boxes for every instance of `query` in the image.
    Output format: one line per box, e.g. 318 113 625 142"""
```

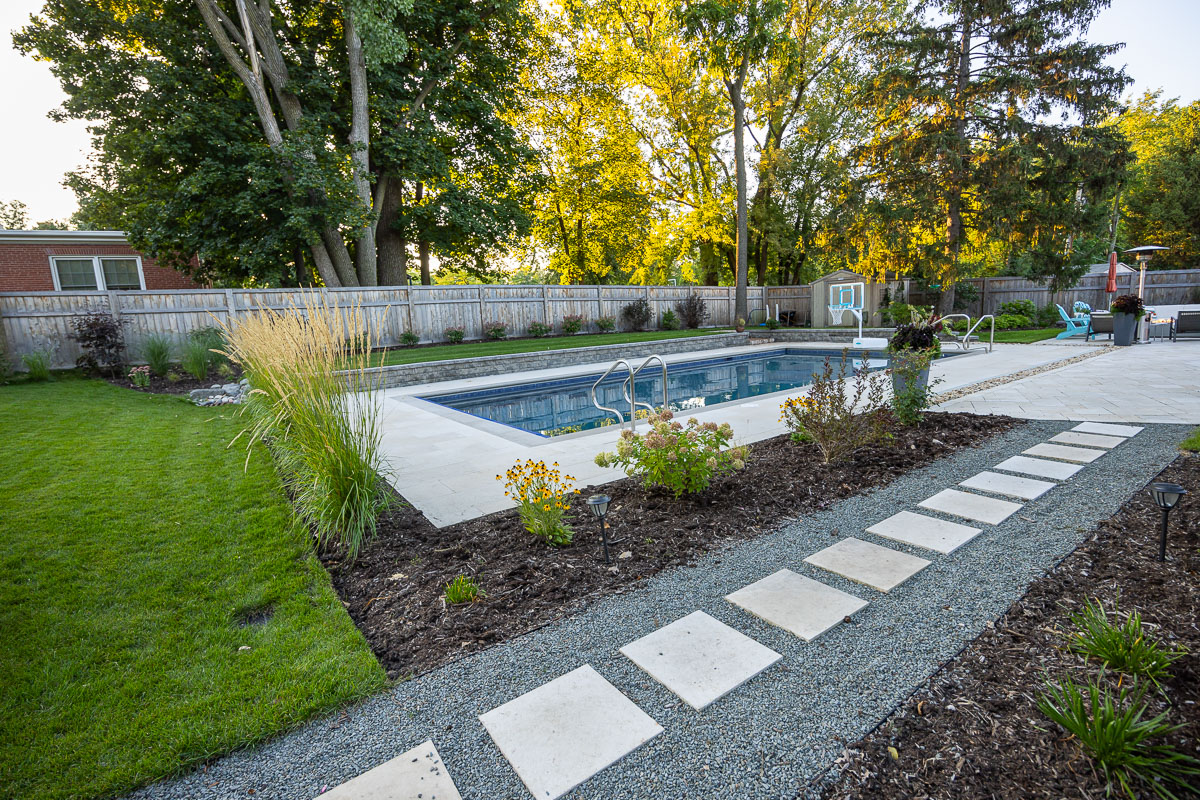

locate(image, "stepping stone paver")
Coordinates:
619 610 781 711
993 455 1084 480
1073 421 1143 437
918 488 1023 525
1024 443 1106 463
865 511 983 554
804 537 931 593
959 470 1056 500
317 740 461 800
1049 431 1127 449
478 665 662 800
725 569 867 641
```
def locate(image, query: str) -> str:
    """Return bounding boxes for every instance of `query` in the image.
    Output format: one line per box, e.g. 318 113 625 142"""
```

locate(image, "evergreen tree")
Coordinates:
855 0 1129 311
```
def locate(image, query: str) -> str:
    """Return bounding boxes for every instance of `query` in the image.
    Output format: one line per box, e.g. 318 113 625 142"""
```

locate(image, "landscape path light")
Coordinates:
1149 482 1187 562
586 494 613 565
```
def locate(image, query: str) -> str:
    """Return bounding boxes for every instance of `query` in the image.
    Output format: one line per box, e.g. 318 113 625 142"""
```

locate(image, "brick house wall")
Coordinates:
0 231 202 291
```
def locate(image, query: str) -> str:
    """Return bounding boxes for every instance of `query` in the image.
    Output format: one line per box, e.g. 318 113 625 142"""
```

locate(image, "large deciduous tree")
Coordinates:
1117 92 1200 268
17 0 534 287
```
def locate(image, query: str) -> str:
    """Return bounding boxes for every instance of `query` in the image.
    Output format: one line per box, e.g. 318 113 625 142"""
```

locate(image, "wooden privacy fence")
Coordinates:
0 284 776 369
910 269 1200 317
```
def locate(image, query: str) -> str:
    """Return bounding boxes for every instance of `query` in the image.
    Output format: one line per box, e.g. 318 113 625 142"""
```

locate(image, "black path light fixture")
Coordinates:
1149 482 1187 562
586 493 613 565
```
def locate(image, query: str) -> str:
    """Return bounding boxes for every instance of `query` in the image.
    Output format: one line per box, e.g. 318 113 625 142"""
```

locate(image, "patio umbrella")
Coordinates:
1105 251 1118 296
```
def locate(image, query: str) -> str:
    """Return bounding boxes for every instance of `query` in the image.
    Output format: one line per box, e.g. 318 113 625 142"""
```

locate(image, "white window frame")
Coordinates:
49 255 146 291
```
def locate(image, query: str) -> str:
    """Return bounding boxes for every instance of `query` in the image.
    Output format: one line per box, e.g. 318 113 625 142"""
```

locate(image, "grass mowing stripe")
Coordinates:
376 328 733 366
991 328 1063 343
0 378 385 800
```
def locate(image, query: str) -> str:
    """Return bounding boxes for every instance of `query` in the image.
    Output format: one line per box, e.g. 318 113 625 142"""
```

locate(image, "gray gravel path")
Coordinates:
126 420 1191 800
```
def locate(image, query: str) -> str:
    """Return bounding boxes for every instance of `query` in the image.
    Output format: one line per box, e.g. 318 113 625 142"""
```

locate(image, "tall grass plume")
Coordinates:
218 293 391 561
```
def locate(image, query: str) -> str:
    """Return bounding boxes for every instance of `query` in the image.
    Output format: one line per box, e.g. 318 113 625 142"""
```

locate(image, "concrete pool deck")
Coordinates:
373 339 1149 527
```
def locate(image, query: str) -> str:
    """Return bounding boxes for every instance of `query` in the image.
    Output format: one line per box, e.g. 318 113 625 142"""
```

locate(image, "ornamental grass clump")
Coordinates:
217 293 391 562
778 352 890 464
444 574 483 605
1037 676 1200 800
498 459 577 545
594 410 747 497
1068 599 1186 689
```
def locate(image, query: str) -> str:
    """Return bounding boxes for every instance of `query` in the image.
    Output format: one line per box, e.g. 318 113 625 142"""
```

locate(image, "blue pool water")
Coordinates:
425 348 959 438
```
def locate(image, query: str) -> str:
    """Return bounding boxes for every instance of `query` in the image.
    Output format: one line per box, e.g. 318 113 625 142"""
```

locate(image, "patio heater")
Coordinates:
1123 245 1169 299
1149 482 1187 562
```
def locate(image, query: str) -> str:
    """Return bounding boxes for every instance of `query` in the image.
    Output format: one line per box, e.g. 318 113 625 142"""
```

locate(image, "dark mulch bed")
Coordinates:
822 452 1200 800
103 365 242 395
326 412 1018 679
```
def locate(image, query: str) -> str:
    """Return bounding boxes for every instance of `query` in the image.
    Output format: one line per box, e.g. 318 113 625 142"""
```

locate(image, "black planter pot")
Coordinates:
891 364 930 396
1113 312 1138 346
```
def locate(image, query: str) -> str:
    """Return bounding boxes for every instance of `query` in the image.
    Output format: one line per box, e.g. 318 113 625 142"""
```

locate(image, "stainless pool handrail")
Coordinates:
590 359 637 430
621 354 669 418
938 313 994 352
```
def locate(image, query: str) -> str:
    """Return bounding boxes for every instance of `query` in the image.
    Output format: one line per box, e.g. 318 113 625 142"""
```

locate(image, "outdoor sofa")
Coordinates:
1172 309 1200 340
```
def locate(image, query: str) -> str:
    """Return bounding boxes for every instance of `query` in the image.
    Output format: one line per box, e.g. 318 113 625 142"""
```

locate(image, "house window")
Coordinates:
50 256 145 291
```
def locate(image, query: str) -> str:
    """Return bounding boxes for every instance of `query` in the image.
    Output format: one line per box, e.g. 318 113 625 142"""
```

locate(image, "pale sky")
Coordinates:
1 0 1198 224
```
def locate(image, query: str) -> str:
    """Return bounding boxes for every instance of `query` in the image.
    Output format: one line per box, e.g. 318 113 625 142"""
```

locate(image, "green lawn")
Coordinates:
0 378 385 800
377 327 732 366
1181 427 1200 452
991 328 1063 343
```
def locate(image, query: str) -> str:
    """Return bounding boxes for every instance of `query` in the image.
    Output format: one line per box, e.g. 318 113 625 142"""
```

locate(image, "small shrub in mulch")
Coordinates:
326 412 1017 679
822 453 1200 800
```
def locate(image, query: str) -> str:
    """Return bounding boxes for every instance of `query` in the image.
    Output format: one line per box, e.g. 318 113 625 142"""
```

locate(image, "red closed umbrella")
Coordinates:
1106 252 1118 294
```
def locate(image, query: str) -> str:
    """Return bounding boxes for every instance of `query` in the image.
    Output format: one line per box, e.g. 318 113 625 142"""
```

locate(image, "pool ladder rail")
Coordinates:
590 355 669 431
940 314 995 352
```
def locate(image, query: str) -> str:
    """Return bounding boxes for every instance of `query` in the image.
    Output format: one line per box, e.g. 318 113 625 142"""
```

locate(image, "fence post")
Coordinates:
478 285 486 333
596 285 603 322
224 289 236 328
542 284 550 324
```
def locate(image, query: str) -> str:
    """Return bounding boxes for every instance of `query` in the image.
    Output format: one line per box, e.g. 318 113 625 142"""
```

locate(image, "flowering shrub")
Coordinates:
128 365 151 388
594 410 747 497
484 321 508 340
562 314 586 334
778 352 890 463
444 326 465 344
498 459 577 545
596 316 617 333
528 321 552 338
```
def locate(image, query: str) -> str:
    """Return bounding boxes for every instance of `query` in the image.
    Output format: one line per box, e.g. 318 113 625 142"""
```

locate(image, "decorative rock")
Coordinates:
619 610 781 710
725 569 867 641
804 537 931 593
866 511 982 554
221 383 240 395
316 739 462 800
189 388 226 402
479 665 662 800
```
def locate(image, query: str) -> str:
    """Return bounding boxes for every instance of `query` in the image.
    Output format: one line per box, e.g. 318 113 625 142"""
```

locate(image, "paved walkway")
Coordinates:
936 339 1200 423
125 419 1192 800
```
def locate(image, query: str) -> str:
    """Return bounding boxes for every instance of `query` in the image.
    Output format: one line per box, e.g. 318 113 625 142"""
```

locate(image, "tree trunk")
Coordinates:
419 239 431 285
344 10 377 285
728 69 750 321
377 175 409 285
942 3 974 316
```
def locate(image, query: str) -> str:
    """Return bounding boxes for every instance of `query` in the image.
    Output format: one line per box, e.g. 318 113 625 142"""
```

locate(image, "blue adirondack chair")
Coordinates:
1055 304 1089 339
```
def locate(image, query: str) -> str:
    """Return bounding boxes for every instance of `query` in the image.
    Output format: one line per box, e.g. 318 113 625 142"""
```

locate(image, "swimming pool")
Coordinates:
423 348 960 438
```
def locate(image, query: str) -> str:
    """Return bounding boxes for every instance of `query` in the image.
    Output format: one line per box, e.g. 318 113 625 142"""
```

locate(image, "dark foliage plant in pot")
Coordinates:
1110 294 1145 346
887 311 943 420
